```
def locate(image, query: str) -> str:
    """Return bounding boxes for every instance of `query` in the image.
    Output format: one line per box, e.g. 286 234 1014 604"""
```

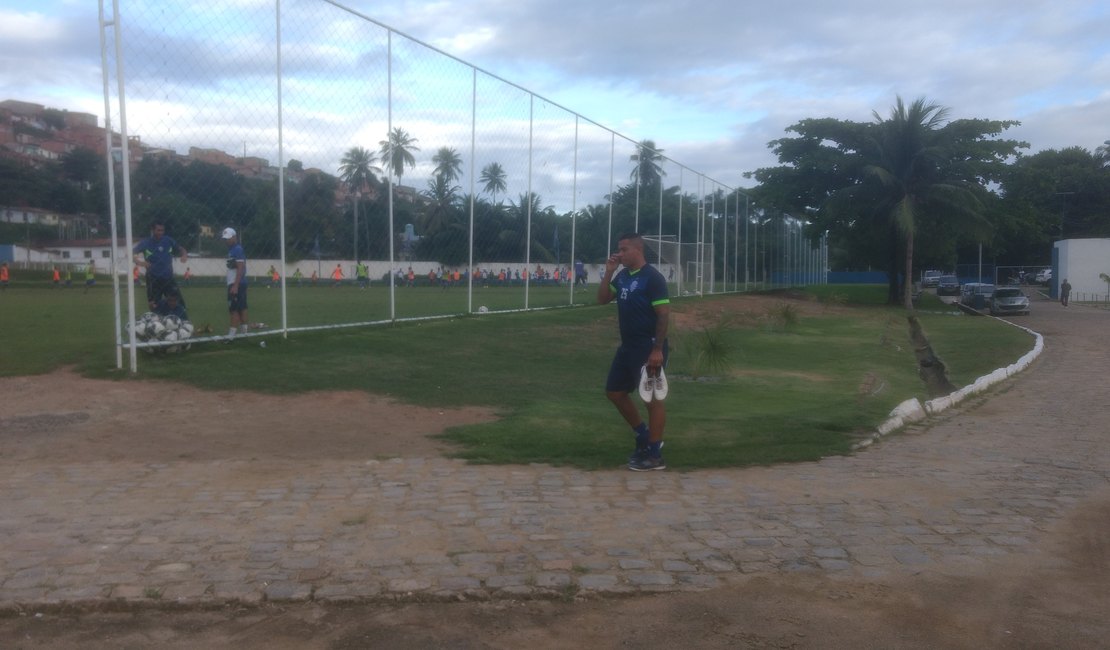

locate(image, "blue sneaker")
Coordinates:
627 440 662 464
628 455 666 471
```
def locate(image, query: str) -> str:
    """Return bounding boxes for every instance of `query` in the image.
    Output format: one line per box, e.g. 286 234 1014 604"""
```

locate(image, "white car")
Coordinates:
1035 269 1052 284
989 287 1030 316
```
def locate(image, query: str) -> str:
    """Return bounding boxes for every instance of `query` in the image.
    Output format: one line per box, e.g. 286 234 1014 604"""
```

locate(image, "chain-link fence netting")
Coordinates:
99 0 826 368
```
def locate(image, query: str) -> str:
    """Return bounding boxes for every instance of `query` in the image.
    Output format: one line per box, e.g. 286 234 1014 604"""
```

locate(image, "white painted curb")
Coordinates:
854 316 1044 449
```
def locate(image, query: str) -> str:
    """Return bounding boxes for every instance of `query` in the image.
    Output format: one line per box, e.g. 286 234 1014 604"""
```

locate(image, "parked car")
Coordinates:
922 270 942 288
1035 268 1052 284
989 287 1030 316
960 283 996 308
936 275 960 296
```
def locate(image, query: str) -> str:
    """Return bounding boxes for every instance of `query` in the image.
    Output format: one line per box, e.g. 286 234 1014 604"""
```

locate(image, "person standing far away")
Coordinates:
331 264 344 287
0 261 10 290
133 220 188 310
222 227 249 342
597 232 671 471
52 266 60 288
84 260 96 293
1061 278 1072 307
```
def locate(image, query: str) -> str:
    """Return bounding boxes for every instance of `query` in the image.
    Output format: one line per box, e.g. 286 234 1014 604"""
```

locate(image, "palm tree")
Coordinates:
479 162 507 202
630 139 665 186
337 146 381 261
866 96 981 309
432 147 464 183
508 191 552 221
379 127 419 184
421 175 461 234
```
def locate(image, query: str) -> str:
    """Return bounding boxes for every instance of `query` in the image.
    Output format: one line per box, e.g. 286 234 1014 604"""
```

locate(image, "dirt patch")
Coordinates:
0 368 497 463
669 290 851 331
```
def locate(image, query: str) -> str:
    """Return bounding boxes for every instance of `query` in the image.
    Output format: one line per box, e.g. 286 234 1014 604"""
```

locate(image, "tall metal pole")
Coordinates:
386 30 396 320
467 68 477 313
276 0 289 337
99 0 122 370
110 0 137 372
569 117 578 305
524 94 533 309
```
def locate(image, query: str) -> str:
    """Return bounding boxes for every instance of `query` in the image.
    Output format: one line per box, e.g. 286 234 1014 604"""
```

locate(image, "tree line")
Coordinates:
746 96 1110 305
4 101 1108 303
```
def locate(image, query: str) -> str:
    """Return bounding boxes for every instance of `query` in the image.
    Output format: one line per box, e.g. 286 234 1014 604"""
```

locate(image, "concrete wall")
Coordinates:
1054 238 1110 298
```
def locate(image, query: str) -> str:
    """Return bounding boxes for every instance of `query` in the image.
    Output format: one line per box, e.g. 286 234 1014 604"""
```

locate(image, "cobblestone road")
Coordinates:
1 299 1107 606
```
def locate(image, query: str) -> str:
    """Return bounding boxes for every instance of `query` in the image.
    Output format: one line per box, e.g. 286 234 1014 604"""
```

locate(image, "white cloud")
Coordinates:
3 0 1107 206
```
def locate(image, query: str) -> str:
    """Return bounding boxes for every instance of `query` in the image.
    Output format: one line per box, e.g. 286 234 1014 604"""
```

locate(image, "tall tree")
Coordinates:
630 139 665 187
479 162 507 202
337 146 381 260
379 127 419 184
867 97 961 309
749 97 1025 306
432 147 464 183
421 174 461 235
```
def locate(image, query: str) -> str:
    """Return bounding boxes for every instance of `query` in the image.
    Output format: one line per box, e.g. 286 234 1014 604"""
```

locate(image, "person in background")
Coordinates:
154 287 188 321
84 260 96 293
222 228 249 342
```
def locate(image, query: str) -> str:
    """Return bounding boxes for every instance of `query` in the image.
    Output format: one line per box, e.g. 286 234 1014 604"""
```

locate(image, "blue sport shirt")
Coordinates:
134 235 181 280
609 264 669 344
226 244 248 286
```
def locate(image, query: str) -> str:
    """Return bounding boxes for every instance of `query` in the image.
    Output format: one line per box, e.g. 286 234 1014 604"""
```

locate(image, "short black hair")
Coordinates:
150 220 166 230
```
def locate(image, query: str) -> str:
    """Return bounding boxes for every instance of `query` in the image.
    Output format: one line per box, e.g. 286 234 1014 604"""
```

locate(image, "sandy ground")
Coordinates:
1 291 1108 649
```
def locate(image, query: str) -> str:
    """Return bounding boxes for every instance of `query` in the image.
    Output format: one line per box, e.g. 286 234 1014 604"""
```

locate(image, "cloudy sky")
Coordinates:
2 0 1108 208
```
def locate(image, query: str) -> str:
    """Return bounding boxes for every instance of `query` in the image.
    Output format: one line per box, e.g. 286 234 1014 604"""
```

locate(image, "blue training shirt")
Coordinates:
134 235 181 279
610 264 669 344
226 244 247 286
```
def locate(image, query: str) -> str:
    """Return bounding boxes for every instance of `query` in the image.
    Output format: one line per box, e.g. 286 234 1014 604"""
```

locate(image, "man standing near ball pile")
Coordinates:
598 232 670 471
222 227 249 341
133 220 187 311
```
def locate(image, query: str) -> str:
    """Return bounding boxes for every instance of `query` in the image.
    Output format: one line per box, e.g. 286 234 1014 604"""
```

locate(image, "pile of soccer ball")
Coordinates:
125 312 195 354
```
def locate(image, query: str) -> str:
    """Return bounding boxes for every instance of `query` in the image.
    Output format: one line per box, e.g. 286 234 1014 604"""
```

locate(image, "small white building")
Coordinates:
1052 238 1110 299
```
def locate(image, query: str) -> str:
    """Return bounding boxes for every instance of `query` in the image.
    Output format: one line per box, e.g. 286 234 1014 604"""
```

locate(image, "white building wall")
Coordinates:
1054 238 1110 298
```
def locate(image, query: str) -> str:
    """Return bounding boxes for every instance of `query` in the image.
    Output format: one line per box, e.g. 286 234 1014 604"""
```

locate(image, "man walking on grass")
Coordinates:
597 232 671 471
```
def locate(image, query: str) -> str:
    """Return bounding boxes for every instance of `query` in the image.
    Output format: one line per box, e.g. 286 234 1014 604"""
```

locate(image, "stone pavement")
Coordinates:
1 299 1108 606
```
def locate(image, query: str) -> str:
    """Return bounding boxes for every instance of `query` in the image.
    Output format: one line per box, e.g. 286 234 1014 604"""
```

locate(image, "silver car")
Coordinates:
989 287 1030 316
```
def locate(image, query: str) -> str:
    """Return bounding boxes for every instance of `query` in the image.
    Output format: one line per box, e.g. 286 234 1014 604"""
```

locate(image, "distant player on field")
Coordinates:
598 232 670 471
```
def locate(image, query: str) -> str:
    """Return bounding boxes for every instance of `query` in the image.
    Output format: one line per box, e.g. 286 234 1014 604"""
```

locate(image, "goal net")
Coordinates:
642 236 713 296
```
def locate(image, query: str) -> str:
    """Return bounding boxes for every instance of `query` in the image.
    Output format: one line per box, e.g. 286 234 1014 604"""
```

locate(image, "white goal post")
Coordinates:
642 235 713 296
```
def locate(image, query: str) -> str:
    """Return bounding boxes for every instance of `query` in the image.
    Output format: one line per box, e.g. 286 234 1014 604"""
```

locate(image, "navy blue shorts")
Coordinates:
606 339 668 393
227 282 248 312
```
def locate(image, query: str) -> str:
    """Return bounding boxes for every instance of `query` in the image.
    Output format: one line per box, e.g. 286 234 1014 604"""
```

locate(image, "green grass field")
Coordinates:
0 281 1034 469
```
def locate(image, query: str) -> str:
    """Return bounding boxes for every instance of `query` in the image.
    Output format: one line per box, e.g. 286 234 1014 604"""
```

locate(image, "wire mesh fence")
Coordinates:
99 0 827 369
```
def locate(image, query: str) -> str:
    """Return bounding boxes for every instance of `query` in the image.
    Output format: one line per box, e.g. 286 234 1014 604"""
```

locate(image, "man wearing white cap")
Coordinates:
222 227 249 341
